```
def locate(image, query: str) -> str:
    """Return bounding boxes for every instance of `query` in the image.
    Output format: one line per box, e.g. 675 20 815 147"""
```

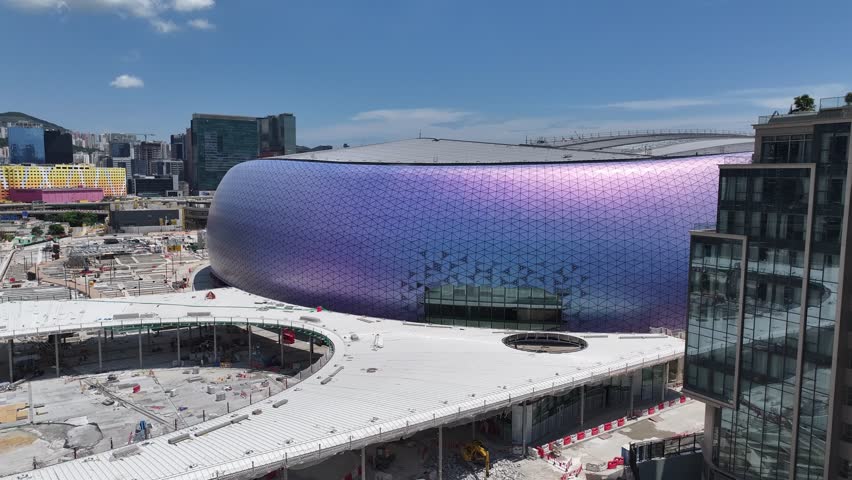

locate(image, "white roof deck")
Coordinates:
278 138 643 164
0 288 683 480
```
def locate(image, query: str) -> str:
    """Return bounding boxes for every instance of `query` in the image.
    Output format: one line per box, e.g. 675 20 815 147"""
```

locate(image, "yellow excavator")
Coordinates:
461 440 490 478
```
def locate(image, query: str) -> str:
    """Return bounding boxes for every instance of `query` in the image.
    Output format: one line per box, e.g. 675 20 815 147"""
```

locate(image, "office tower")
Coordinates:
9 126 45 164
189 114 258 192
44 130 73 164
183 127 193 192
136 141 164 176
258 113 296 156
109 142 131 158
151 160 184 181
684 96 852 479
170 133 185 161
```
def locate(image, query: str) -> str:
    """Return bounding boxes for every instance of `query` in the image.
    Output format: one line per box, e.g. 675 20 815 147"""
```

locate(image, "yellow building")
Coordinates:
0 164 126 201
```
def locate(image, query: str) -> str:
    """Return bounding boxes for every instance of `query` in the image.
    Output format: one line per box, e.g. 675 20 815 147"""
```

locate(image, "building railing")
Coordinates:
529 129 753 145
819 96 851 110
759 96 852 124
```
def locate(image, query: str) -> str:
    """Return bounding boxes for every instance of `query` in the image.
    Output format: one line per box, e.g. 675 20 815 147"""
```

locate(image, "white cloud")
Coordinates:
606 98 717 110
2 0 216 33
187 17 214 30
109 74 144 89
173 0 213 11
353 108 472 123
151 17 178 33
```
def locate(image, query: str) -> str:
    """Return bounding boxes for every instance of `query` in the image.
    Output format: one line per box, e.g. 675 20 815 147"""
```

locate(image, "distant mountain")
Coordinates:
0 112 67 131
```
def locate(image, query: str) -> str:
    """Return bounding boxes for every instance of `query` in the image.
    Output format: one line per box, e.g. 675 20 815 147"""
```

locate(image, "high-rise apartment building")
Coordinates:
684 96 852 480
258 113 296 156
189 114 259 192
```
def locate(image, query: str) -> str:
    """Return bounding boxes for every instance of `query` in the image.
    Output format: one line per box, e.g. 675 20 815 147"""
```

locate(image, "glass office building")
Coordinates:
190 114 259 192
684 99 852 480
9 126 45 164
258 113 296 156
207 139 750 332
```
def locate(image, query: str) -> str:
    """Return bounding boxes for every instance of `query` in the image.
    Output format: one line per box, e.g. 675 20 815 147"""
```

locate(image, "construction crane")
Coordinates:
462 440 491 478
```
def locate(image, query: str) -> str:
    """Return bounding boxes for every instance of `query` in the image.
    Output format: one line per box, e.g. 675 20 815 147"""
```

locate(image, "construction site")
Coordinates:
0 317 327 475
0 231 207 301
0 287 697 480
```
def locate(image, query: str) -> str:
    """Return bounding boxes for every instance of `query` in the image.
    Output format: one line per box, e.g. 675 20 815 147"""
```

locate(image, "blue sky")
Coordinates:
2 0 851 147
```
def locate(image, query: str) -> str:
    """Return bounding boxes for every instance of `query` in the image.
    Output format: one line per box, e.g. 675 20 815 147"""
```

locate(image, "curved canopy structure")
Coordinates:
0 289 682 480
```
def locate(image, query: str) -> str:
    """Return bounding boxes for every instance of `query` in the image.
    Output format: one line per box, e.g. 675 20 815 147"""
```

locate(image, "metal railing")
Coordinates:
15 343 332 473
530 129 753 145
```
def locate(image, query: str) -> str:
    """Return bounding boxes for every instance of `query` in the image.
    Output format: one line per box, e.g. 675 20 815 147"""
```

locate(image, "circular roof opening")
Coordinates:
503 332 587 354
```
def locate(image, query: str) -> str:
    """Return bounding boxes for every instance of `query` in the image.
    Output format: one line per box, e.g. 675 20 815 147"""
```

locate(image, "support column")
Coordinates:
703 405 718 468
361 446 366 480
629 372 635 416
676 356 685 384
579 385 585 428
176 324 181 367
54 334 60 378
148 327 151 347
279 328 284 369
661 362 669 402
97 329 103 373
309 338 314 362
247 323 252 370
213 323 217 362
28 381 34 423
138 325 143 368
521 401 527 454
438 426 443 480
630 369 642 416
8 339 13 383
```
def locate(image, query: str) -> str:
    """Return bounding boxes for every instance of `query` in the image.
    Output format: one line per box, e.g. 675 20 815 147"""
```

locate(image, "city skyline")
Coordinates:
2 0 852 147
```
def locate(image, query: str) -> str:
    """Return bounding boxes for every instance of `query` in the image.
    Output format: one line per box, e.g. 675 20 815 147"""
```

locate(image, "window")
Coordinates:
843 423 852 443
820 132 849 164
840 458 852 479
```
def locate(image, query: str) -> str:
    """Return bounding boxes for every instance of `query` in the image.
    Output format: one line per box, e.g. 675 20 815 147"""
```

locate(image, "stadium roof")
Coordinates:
279 133 753 165
0 288 683 480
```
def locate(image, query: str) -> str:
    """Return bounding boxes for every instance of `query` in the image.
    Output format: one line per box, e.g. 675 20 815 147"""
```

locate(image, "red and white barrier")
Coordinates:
535 395 693 465
340 465 362 480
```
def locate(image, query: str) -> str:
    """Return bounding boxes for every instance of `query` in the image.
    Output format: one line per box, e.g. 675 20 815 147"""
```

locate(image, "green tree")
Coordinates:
47 224 65 236
845 92 852 105
81 213 99 226
792 94 815 112
31 226 44 237
1 233 14 242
